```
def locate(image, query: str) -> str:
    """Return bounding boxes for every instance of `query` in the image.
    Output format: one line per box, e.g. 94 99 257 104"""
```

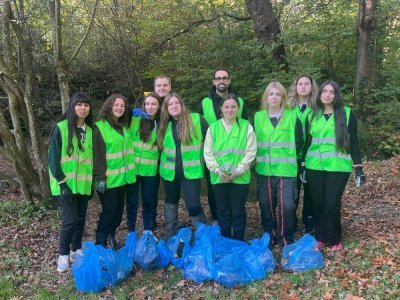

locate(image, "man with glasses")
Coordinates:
198 68 248 225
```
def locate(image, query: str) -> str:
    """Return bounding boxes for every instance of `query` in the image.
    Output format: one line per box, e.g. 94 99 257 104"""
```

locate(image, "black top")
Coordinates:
198 86 248 121
303 110 362 165
170 115 208 177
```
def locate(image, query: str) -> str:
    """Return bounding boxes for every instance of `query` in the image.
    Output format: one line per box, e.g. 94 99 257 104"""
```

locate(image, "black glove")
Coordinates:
299 164 307 183
59 182 72 205
94 180 106 194
355 166 366 187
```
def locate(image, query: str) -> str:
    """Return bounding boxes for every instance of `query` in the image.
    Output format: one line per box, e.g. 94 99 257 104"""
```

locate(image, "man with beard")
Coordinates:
198 68 248 225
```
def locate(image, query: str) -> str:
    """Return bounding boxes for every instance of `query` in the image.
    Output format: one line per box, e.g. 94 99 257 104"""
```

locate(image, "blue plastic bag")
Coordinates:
134 231 161 270
215 247 265 288
193 222 221 242
249 233 276 274
72 242 133 292
119 231 137 259
157 239 171 268
167 227 192 269
183 234 216 283
213 236 247 260
281 234 324 272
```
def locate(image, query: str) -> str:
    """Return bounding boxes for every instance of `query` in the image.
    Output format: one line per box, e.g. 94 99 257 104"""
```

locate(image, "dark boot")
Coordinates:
164 203 178 241
190 211 206 230
107 233 122 250
233 228 245 241
95 232 107 247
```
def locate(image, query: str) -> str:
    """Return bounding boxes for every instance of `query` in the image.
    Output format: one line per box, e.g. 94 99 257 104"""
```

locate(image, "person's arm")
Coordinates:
92 125 107 181
198 99 204 115
199 115 209 139
241 101 248 120
302 118 311 162
48 125 66 182
348 111 362 165
295 118 304 159
203 128 220 173
236 124 257 172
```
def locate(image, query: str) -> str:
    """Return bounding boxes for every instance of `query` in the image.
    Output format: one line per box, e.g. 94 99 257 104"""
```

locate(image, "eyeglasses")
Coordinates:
214 77 229 82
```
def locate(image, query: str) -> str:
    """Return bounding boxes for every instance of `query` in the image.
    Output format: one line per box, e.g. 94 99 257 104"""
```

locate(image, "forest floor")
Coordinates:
0 156 399 299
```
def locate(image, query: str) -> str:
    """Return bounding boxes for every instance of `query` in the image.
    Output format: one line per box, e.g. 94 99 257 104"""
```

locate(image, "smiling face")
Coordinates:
320 84 335 107
213 70 230 94
144 96 160 119
154 77 171 98
296 76 312 98
267 87 282 109
167 96 182 119
221 99 239 122
112 98 126 119
75 102 90 121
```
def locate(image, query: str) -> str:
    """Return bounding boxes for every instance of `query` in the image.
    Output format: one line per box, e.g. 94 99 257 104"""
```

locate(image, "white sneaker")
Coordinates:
70 249 84 263
57 255 69 272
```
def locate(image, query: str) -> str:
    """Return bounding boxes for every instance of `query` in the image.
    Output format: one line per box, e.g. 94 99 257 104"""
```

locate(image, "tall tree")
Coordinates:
355 0 378 109
245 0 288 69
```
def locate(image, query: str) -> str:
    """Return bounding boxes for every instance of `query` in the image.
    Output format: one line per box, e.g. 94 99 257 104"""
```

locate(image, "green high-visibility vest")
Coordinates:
255 109 298 177
96 120 136 188
209 118 250 184
160 113 203 181
293 105 311 160
305 107 352 172
129 116 159 176
49 119 93 196
201 96 244 125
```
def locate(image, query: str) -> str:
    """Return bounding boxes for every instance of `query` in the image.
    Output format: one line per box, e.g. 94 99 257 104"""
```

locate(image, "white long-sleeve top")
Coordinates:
203 119 257 175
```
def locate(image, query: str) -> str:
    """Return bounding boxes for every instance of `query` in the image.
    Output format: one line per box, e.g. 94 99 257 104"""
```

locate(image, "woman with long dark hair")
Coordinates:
303 80 365 250
127 93 161 233
93 94 136 249
158 93 208 239
288 74 319 233
203 94 256 241
48 92 93 272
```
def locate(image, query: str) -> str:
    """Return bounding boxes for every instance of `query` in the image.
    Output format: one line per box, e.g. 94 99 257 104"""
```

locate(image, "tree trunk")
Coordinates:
355 0 378 109
245 0 288 69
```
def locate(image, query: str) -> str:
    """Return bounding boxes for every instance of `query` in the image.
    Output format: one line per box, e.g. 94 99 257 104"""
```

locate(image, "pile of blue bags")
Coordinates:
72 224 323 292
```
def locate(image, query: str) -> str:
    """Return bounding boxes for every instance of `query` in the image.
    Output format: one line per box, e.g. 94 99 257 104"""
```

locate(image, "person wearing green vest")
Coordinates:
93 94 136 249
158 93 208 239
128 92 161 234
48 92 93 272
198 68 249 226
302 81 365 251
204 94 256 241
255 82 304 246
288 74 319 234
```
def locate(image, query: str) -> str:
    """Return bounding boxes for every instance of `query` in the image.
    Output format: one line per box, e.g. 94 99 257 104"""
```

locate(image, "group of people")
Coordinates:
49 70 366 273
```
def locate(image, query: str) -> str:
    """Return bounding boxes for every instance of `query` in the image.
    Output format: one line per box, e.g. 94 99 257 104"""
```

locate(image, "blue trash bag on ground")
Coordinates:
213 236 248 260
281 234 324 272
119 231 137 259
215 247 266 288
73 241 133 292
193 222 221 242
183 234 216 283
134 231 162 270
248 233 276 274
157 239 171 267
167 227 192 269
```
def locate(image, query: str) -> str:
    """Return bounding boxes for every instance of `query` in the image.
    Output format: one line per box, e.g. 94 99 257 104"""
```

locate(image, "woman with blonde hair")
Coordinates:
158 93 208 239
254 81 303 246
288 74 319 233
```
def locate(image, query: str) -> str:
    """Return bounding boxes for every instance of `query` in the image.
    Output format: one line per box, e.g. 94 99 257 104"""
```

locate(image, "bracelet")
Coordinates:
353 164 362 168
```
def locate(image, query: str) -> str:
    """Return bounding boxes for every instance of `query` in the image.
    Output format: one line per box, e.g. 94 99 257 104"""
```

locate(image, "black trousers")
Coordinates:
126 175 158 231
96 185 127 237
59 194 89 255
306 169 350 246
213 183 249 241
257 174 297 245
204 168 218 221
295 161 314 229
162 174 203 217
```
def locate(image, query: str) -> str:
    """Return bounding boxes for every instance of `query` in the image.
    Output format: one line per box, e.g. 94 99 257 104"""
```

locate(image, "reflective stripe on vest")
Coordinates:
254 109 298 177
210 118 250 184
305 107 352 172
201 96 244 125
49 119 93 196
129 116 159 176
160 113 204 181
96 120 136 188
